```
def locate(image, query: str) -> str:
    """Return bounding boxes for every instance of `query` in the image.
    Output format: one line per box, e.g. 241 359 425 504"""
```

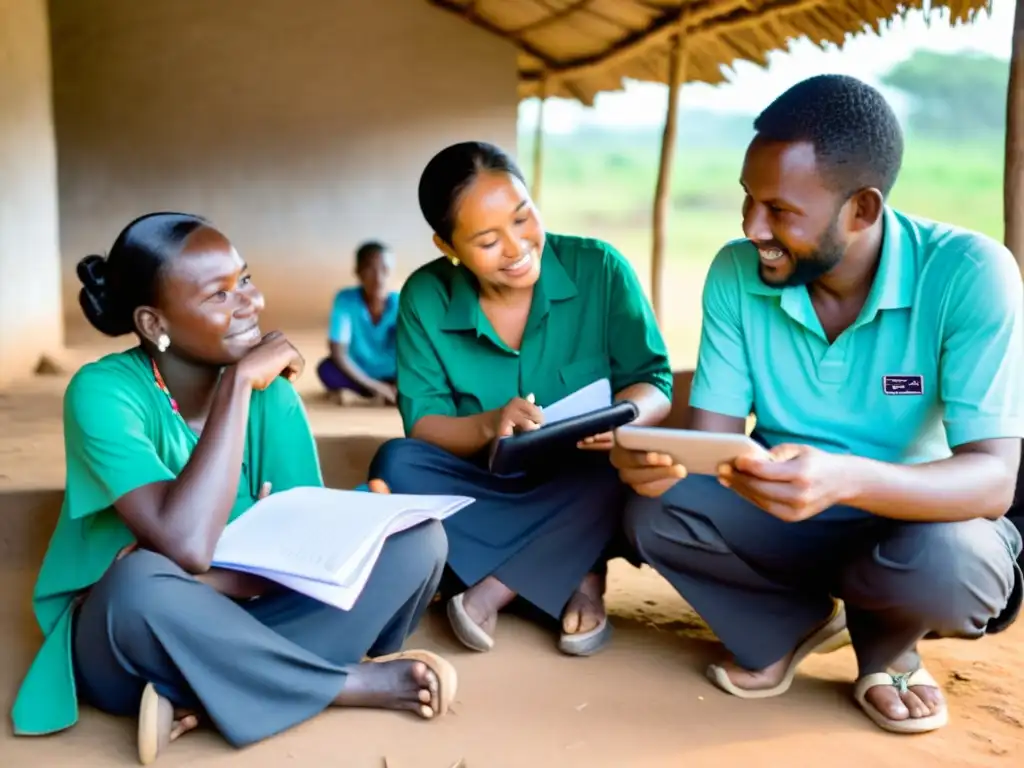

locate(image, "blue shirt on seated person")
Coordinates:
316 241 400 404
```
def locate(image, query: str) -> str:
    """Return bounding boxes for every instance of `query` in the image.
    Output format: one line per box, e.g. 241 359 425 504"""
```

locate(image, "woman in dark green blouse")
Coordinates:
11 213 456 763
370 142 673 656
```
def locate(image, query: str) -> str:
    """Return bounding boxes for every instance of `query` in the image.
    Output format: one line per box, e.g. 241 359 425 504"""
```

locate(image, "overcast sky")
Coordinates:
519 0 1014 133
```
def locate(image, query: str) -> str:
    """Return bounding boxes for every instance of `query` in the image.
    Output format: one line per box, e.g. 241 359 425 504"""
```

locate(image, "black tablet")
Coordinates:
487 400 639 475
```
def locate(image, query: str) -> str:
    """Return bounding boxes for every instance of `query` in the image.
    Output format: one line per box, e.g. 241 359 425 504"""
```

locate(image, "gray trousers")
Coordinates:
72 520 447 748
624 475 1024 674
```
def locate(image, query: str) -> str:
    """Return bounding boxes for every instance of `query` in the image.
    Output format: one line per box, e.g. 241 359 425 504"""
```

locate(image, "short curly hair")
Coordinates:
753 74 904 199
355 240 388 270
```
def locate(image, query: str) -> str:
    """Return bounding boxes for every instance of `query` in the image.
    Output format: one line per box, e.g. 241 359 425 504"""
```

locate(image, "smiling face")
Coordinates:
740 137 851 287
138 225 266 365
436 170 545 292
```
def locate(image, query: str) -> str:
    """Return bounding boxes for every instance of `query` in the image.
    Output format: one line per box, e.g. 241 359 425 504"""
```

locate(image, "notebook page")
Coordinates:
329 508 449 589
211 487 473 585
540 378 612 425
230 565 372 611
219 497 473 609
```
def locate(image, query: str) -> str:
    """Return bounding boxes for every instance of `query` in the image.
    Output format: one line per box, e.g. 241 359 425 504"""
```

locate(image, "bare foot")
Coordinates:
713 653 793 692
710 605 848 695
460 576 516 637
138 684 198 765
334 659 440 718
561 572 606 635
862 650 945 722
170 709 199 741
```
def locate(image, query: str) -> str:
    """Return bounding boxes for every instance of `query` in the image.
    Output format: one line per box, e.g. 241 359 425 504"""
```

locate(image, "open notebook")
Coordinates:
211 487 473 610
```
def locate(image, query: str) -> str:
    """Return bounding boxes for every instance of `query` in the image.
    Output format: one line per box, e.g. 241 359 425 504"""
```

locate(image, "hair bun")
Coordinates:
76 254 127 336
77 254 107 292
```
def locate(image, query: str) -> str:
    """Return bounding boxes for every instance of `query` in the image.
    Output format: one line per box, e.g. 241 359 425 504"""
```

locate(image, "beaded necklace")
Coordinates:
148 354 255 528
150 356 180 414
149 355 203 445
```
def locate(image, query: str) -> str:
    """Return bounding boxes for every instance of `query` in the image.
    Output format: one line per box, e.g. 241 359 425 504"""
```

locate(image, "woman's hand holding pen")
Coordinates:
491 393 544 438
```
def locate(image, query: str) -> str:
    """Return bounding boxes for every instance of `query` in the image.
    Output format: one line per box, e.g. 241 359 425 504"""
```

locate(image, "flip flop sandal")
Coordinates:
854 666 948 734
370 649 459 717
558 615 613 657
706 600 848 699
446 592 495 652
137 683 174 765
814 625 852 655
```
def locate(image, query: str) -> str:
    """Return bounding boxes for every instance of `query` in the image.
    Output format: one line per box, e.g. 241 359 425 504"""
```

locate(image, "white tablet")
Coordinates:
613 426 769 476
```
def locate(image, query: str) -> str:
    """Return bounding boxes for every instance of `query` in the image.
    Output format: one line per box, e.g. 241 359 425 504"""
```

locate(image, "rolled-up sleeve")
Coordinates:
604 245 673 401
327 293 353 345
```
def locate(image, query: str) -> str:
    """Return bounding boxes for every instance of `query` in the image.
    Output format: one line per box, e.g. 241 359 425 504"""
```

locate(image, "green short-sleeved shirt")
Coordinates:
11 347 324 736
394 232 673 434
690 206 1024 462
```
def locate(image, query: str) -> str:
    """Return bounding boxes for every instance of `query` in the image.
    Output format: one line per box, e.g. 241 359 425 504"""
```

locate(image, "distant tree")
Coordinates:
880 49 1009 141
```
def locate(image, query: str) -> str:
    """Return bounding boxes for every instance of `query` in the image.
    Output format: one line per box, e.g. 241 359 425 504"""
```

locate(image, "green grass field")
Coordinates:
518 131 1005 366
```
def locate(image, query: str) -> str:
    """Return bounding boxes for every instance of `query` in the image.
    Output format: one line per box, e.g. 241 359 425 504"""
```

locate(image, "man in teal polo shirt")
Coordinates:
614 74 1024 735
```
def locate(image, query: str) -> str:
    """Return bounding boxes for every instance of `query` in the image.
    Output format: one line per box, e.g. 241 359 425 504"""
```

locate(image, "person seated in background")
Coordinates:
614 75 1024 735
10 213 456 764
317 241 399 405
370 141 673 657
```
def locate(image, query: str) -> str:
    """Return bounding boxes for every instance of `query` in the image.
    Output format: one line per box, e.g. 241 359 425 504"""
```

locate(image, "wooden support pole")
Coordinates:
532 76 546 204
651 32 686 322
1005 0 1024 269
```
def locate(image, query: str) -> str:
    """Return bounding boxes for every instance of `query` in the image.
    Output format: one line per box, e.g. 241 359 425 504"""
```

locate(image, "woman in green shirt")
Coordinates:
11 213 456 764
370 142 673 657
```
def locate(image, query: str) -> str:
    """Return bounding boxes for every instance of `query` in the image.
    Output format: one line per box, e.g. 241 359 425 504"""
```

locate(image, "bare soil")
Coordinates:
0 334 1020 767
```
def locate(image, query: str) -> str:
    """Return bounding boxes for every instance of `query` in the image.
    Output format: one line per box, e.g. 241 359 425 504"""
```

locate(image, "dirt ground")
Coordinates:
0 334 1021 767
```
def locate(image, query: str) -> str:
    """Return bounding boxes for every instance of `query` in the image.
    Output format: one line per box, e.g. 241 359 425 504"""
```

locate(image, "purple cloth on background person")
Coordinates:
316 358 395 399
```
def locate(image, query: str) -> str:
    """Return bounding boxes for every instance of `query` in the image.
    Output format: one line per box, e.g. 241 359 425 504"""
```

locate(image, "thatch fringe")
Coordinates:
427 0 994 105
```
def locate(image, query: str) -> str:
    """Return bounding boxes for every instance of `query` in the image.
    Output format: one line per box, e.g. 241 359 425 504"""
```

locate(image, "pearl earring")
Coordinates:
156 333 170 353
450 256 460 267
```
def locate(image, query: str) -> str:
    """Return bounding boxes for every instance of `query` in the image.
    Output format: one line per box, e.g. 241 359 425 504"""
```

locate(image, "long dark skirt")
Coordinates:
369 438 629 619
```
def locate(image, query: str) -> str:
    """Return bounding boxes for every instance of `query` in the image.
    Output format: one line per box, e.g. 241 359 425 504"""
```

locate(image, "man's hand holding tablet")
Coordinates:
611 428 846 523
610 427 771 498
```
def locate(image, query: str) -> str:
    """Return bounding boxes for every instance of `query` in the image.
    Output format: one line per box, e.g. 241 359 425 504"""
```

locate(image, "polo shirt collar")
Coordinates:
440 239 578 336
742 206 916 329
866 206 916 312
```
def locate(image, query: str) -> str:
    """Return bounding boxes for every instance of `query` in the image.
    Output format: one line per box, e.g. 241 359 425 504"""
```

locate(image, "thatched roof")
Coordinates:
428 0 994 105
